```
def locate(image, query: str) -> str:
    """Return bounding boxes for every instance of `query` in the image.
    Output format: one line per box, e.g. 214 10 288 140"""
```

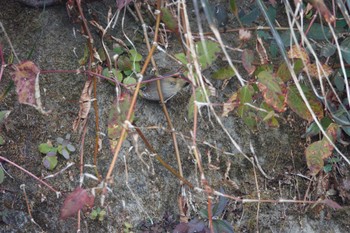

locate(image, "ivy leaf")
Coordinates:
305 141 327 176
302 117 332 138
305 124 338 176
212 66 235 80
286 84 324 122
196 40 220 69
276 59 303 82
341 37 350 65
237 85 254 117
257 71 286 112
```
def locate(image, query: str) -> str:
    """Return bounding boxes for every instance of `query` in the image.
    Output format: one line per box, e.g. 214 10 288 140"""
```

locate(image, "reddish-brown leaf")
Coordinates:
11 61 49 115
60 187 95 220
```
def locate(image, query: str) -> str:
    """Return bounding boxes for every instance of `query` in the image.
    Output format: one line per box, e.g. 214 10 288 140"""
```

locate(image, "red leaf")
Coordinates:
11 61 50 115
60 187 95 220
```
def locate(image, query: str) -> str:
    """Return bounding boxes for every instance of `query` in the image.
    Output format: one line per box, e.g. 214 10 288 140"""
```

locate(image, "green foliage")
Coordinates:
90 207 106 221
0 166 4 184
101 47 143 89
324 157 341 173
0 136 4 146
39 134 75 170
175 40 220 70
286 84 324 122
161 7 178 32
212 66 235 80
305 123 339 176
341 37 350 65
123 222 134 233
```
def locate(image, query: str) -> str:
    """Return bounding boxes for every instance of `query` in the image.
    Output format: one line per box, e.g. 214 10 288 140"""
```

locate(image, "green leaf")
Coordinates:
243 112 258 130
286 84 324 121
198 208 208 219
267 6 276 23
0 166 4 184
113 46 124 55
79 45 89 65
323 163 332 173
236 85 258 129
175 53 187 65
305 140 332 176
257 71 286 112
212 219 235 233
240 7 260 25
341 37 350 65
257 71 282 93
276 59 303 82
98 210 106 221
129 49 142 62
108 93 134 155
132 62 140 72
39 143 55 154
333 73 345 92
212 66 235 80
212 192 229 217
237 85 254 117
229 0 238 17
161 7 178 32
124 70 132 76
320 43 336 58
123 77 137 85
0 135 4 146
307 23 331 41
196 40 220 69
42 155 58 170
118 56 132 71
57 145 63 155
103 68 123 83
90 210 98 219
302 117 332 138
259 102 279 127
0 110 11 124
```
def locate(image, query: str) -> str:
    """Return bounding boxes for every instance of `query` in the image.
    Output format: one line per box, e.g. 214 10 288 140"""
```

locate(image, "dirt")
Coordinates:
1 0 350 233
